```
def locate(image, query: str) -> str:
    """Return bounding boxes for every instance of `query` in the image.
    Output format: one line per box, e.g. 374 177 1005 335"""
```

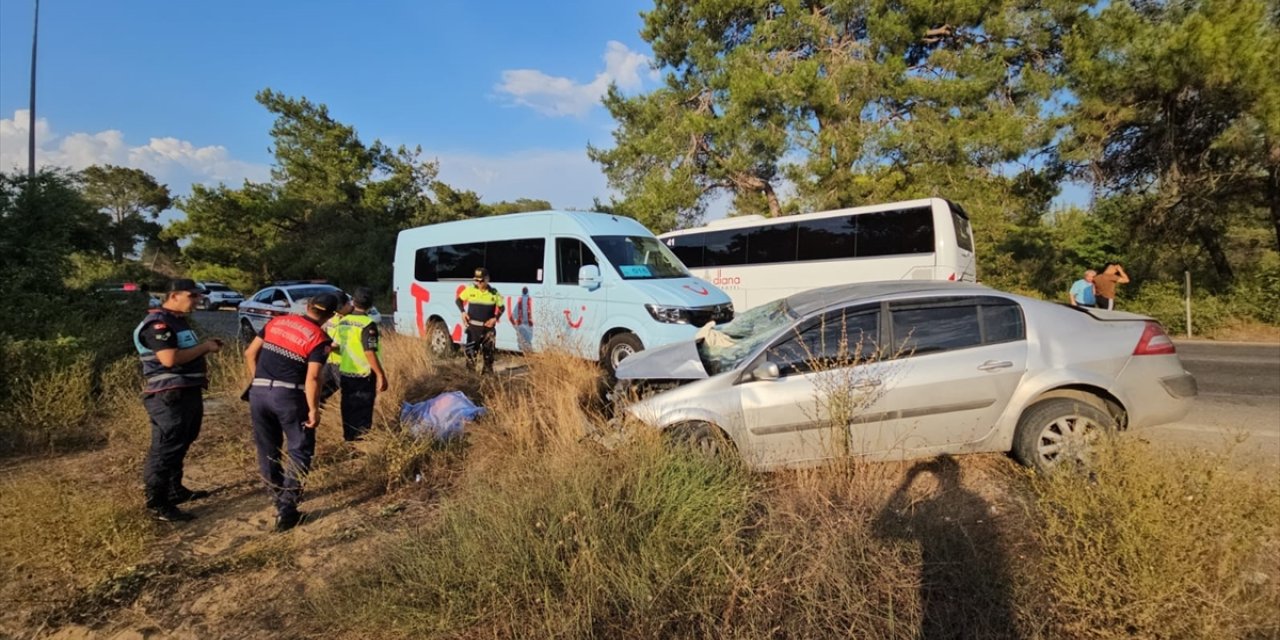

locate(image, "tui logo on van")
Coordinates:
563 305 586 329
683 284 709 296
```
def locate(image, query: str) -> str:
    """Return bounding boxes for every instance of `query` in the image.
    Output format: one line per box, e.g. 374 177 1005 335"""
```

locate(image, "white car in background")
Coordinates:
237 282 380 343
615 281 1197 474
195 282 244 310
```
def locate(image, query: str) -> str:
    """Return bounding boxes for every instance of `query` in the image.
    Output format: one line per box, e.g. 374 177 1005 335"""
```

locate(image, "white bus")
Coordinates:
659 197 976 311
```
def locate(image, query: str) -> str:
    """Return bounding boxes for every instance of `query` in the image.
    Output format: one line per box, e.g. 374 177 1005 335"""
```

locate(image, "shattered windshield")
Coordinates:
697 299 799 375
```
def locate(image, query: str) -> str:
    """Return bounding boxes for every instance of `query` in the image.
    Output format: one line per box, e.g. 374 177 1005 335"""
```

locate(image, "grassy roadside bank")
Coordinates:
1 334 1276 638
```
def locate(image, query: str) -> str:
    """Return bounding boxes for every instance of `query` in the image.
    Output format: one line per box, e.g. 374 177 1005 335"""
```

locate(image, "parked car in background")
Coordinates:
96 282 161 309
195 282 244 310
237 281 380 343
615 281 1196 474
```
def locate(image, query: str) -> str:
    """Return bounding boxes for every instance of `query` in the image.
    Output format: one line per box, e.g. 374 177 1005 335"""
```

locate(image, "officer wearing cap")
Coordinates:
133 278 224 522
456 267 504 374
332 287 388 441
243 292 338 532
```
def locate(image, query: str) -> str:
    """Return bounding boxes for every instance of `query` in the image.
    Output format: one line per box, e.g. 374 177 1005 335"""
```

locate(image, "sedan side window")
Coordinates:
272 290 290 304
889 296 1024 356
891 304 982 356
253 289 275 303
768 307 880 375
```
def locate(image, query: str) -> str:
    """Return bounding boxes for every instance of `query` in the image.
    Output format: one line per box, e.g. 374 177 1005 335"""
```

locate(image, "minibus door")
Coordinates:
547 237 608 360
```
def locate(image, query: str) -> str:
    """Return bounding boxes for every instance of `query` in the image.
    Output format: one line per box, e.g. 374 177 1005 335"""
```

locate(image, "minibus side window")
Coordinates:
556 238 600 285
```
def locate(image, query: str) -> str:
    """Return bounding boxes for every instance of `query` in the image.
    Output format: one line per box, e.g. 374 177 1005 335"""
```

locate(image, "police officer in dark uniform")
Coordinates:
133 278 223 522
243 292 338 532
456 267 504 374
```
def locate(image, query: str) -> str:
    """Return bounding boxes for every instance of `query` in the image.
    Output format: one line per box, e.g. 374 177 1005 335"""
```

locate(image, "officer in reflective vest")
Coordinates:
243 292 338 532
332 287 388 441
456 267 504 374
320 292 353 405
133 278 224 522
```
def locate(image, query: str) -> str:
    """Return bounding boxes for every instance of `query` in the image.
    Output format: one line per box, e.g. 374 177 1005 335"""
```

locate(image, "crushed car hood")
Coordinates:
615 339 708 380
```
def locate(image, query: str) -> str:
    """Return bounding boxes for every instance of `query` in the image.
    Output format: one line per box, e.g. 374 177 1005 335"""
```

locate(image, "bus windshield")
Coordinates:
592 235 691 280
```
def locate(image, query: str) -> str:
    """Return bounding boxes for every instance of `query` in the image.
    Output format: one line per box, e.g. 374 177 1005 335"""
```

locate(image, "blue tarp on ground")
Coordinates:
400 391 484 440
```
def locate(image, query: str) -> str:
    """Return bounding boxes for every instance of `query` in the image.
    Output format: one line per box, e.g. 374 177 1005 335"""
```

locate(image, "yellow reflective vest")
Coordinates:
334 313 379 376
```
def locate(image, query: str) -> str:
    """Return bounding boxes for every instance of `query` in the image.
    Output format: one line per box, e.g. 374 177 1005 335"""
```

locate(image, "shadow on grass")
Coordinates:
874 454 1020 640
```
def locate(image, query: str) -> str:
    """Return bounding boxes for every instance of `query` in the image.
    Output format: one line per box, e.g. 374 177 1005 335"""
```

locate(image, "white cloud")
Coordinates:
496 41 655 117
0 109 270 188
432 148 609 210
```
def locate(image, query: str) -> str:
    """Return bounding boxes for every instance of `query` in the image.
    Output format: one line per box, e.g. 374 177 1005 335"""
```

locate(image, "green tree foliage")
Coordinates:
79 165 172 262
590 0 1087 288
0 170 101 301
1061 0 1280 287
171 90 446 294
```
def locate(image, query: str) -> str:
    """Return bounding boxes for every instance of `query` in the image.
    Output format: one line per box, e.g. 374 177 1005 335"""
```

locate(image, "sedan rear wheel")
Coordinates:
1013 398 1116 474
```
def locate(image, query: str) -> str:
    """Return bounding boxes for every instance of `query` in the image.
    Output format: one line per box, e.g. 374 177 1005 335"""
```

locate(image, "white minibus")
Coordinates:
393 211 735 372
659 197 976 311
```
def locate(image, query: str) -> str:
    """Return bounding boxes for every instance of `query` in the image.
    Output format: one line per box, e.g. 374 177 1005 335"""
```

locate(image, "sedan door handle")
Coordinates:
851 378 882 389
977 360 1014 372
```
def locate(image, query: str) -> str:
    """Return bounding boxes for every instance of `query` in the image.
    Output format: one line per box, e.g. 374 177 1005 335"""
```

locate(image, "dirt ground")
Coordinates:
2 395 445 640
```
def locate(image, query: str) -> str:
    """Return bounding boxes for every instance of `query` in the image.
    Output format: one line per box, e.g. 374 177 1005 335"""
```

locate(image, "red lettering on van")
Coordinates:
409 282 431 337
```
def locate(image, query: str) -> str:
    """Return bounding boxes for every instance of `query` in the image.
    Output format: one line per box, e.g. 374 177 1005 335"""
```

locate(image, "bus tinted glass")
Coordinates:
952 210 974 252
856 208 934 257
702 230 748 267
747 223 798 264
796 216 856 261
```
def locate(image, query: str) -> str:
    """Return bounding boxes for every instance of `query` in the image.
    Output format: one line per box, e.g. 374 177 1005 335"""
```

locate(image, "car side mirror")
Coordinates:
751 361 781 381
579 264 602 290
271 300 289 309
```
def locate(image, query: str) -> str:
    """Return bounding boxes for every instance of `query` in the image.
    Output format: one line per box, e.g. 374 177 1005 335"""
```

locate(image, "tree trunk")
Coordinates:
764 182 781 217
1197 225 1234 283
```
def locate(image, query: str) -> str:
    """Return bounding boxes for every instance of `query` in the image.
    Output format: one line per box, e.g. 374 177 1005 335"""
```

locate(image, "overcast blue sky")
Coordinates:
0 0 659 210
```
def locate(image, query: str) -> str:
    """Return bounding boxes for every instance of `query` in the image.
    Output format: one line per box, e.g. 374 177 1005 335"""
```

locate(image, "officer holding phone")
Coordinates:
133 278 224 522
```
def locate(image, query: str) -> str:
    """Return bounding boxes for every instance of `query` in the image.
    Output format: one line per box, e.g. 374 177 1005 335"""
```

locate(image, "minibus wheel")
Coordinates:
426 319 455 357
602 332 643 376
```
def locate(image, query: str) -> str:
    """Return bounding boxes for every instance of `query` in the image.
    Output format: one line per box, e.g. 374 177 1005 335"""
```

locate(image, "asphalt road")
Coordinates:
193 310 1279 465
1136 341 1280 468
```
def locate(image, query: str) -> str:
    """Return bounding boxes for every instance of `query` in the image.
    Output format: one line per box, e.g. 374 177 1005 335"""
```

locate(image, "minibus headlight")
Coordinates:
645 304 693 324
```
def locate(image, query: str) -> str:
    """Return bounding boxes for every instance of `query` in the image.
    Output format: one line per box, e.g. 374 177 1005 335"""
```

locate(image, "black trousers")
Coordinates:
465 324 496 372
249 386 315 517
339 374 377 441
319 363 340 404
142 387 203 509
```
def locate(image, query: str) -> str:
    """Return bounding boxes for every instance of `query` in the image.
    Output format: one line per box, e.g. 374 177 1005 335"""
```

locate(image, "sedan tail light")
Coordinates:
1133 321 1176 355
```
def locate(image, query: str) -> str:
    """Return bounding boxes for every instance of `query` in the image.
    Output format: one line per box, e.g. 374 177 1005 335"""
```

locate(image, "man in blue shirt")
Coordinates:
1069 269 1097 307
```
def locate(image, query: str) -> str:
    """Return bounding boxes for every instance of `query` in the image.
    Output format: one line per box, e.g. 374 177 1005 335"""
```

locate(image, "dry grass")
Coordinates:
0 466 153 615
1024 442 1280 639
5 327 1277 639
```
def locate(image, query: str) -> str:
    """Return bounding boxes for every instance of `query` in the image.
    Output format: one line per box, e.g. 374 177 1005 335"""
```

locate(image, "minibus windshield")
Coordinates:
592 235 691 280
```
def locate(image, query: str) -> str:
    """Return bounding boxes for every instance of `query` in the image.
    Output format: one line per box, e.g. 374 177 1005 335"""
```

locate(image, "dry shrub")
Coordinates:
0 468 153 608
1025 440 1280 639
468 345 605 457
0 354 97 452
317 432 755 639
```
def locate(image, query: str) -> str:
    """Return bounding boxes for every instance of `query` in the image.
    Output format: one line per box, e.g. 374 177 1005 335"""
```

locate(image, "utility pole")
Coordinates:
28 0 40 179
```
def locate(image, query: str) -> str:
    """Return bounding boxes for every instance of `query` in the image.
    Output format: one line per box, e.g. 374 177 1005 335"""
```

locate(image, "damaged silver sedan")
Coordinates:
614 281 1197 473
